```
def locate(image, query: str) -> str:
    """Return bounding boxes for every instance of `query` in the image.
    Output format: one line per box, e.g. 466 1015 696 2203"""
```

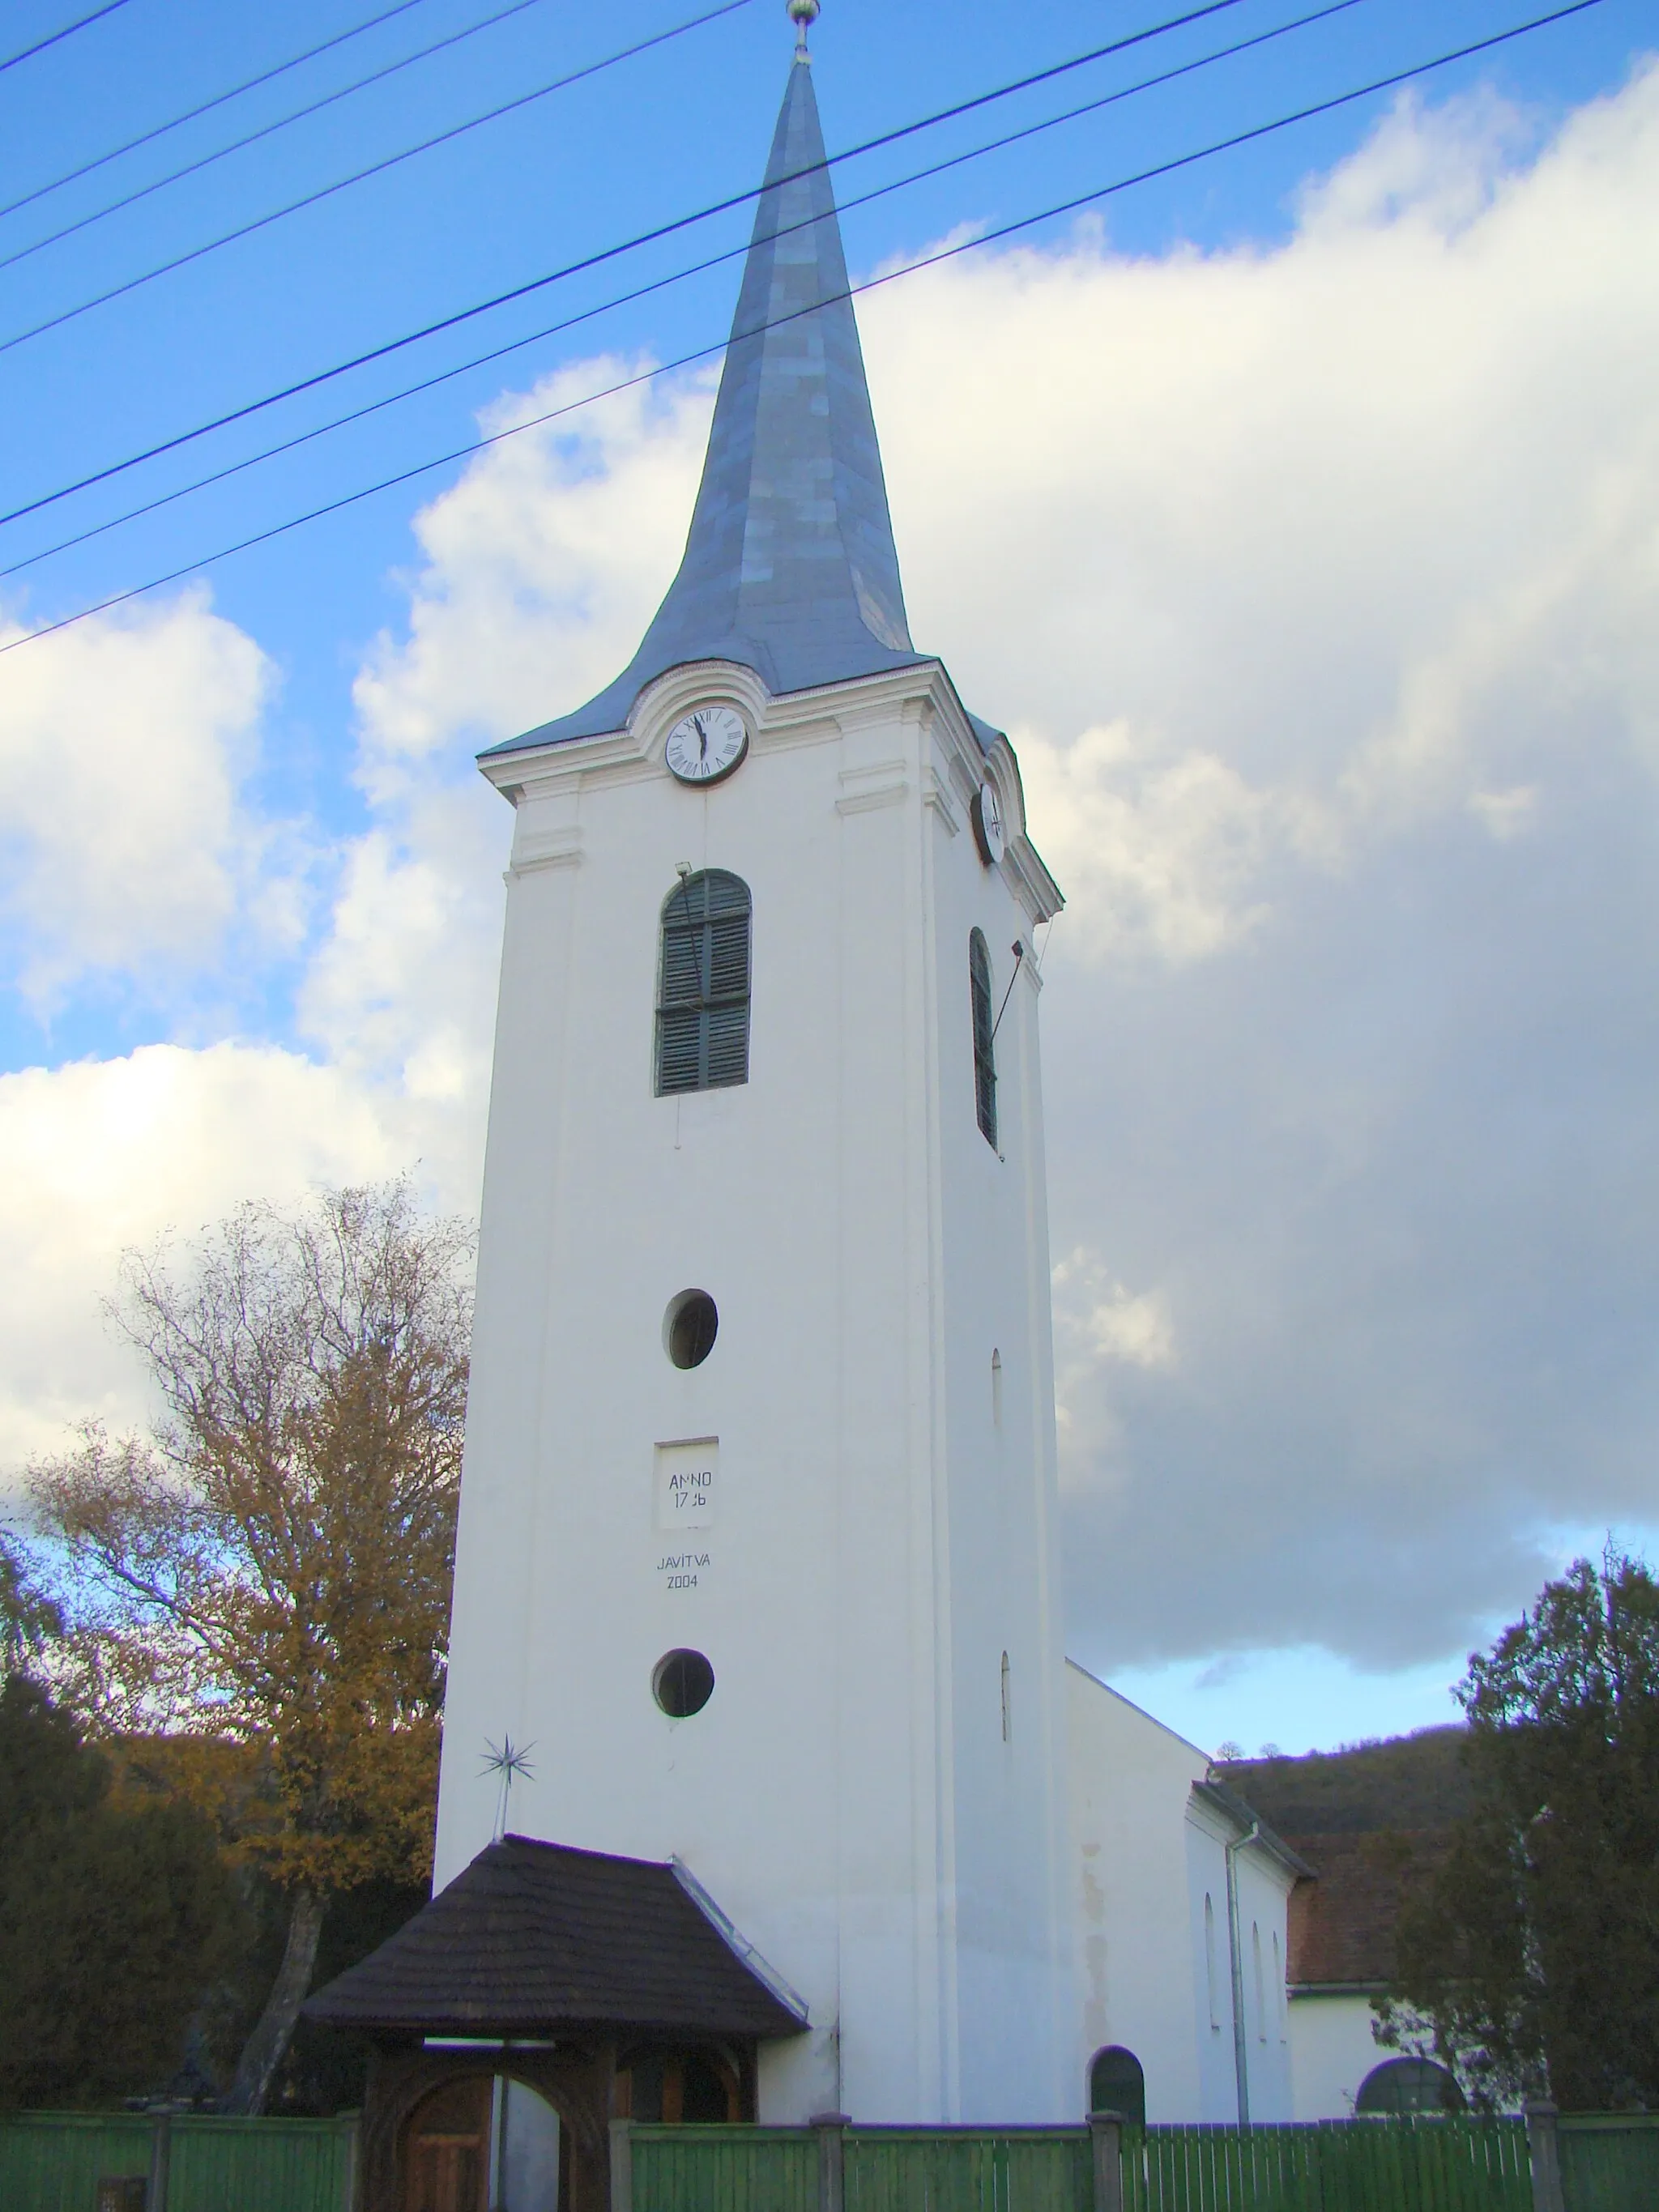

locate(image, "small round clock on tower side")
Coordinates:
970 778 1006 865
664 705 748 786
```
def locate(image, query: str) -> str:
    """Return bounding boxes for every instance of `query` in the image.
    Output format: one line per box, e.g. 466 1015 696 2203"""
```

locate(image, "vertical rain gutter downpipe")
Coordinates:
1224 1819 1261 2125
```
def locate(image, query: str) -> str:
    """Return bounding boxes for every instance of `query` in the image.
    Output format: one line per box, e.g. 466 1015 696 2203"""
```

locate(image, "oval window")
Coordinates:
665 1290 719 1370
653 1648 715 1718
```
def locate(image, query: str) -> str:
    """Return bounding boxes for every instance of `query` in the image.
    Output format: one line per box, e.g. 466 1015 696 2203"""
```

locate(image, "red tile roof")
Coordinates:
1284 1831 1448 1990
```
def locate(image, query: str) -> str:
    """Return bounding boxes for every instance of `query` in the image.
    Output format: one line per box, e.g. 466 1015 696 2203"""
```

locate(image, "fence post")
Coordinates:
1525 2102 1566 2212
342 2112 363 2212
1089 2112 1124 2212
812 2111 851 2212
608 2117 633 2212
147 2114 172 2212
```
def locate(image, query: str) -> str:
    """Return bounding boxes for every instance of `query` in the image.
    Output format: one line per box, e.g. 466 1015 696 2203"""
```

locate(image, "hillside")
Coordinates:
1218 1724 1471 1835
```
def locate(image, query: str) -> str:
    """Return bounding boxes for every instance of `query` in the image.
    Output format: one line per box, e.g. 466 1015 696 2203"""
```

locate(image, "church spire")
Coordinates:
498 13 923 753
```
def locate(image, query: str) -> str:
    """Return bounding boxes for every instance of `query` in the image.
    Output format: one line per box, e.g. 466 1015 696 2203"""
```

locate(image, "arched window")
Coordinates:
657 870 751 1095
1088 2046 1145 2127
1355 2057 1465 2116
969 929 996 1148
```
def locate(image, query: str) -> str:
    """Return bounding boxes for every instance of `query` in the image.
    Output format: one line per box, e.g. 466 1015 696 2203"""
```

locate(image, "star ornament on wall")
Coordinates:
480 1733 537 1839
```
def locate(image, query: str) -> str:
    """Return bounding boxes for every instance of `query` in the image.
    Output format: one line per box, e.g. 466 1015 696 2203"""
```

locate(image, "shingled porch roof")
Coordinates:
303 1835 808 2042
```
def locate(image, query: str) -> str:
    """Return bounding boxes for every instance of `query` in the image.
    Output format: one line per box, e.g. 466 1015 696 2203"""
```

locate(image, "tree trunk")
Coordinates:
222 1884 326 2114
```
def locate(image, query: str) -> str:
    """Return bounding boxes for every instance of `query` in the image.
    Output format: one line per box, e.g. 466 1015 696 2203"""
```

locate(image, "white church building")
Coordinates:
309 15 1347 2206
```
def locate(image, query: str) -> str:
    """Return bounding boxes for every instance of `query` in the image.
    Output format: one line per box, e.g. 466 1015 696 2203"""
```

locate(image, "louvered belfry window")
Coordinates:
970 928 997 1149
657 870 753 1095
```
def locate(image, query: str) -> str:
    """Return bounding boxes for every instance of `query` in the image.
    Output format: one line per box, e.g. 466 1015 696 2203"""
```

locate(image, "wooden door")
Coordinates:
403 2076 491 2212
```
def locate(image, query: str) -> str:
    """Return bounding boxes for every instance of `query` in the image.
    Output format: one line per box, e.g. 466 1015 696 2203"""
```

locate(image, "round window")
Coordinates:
653 1648 715 1718
664 1290 719 1370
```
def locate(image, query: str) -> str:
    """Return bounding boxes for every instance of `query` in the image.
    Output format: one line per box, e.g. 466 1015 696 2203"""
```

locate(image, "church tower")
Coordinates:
434 12 1072 2126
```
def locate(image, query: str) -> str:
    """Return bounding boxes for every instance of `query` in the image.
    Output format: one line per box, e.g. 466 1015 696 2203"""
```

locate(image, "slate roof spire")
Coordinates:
493 25 924 755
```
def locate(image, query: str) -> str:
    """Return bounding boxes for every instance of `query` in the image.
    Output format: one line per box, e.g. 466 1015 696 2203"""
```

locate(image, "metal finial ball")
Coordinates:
787 0 820 25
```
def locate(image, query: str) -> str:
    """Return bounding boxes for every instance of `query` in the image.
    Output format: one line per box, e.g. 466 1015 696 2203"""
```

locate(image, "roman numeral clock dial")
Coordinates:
664 705 748 786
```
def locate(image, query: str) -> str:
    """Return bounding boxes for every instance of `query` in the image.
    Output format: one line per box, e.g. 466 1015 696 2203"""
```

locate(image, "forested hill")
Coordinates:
1218 1726 1471 1835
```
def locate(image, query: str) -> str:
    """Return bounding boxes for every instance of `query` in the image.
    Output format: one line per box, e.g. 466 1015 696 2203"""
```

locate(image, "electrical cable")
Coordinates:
0 0 1608 658
1 0 1373 580
0 0 767 358
0 0 566 278
0 0 130 79
0 0 1255 516
0 0 435 223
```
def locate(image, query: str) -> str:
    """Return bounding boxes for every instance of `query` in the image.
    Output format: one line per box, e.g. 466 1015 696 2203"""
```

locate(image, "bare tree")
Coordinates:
30 1181 472 2113
0 1528 62 1678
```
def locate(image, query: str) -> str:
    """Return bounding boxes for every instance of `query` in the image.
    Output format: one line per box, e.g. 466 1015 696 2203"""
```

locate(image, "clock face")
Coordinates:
664 705 748 786
972 779 1007 866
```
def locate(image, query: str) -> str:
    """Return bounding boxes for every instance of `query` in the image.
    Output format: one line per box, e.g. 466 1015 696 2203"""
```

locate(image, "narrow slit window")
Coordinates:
657 870 752 1095
969 928 996 1148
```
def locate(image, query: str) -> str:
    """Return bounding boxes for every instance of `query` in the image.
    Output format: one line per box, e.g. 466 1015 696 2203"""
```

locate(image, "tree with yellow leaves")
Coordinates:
30 1181 471 2114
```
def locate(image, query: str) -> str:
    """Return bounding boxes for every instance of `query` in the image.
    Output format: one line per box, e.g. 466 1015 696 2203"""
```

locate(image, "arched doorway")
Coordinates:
497 2078 565 2212
1088 2045 1146 2127
1355 2056 1465 2115
400 2074 568 2212
615 2044 743 2123
402 2077 489 2212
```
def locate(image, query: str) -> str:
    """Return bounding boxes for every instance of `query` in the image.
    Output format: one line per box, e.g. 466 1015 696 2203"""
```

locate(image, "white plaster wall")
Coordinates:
1067 1667 1300 2127
1181 1812 1244 2123
436 658 1071 2127
1228 1839 1296 2122
1289 1993 1384 2120
1068 1667 1209 2122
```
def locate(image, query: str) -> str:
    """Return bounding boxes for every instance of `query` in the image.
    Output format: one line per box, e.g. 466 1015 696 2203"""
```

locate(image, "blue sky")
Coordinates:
2 0 1657 1756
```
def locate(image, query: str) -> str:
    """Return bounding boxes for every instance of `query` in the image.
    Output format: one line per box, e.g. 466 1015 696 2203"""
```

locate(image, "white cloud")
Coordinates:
0 1043 412 1473
1054 1244 1175 1385
296 799 501 1107
352 361 714 784
0 592 275 1000
1017 721 1311 965
860 64 1659 946
881 62 1659 1665
1467 786 1538 842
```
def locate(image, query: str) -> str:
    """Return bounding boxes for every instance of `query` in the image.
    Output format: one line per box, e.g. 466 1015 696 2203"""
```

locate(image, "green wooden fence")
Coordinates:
1558 2113 1659 2212
632 2124 819 2212
0 2111 358 2212
630 2116 1534 2212
842 2128 1094 2212
17 2106 1659 2212
1120 2119 1530 2212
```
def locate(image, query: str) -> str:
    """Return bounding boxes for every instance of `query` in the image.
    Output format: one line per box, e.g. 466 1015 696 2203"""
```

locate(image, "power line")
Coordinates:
0 0 1254 518
0 0 564 278
0 0 130 79
0 0 1609 660
0 0 765 357
0 0 434 223
1 0 1373 582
